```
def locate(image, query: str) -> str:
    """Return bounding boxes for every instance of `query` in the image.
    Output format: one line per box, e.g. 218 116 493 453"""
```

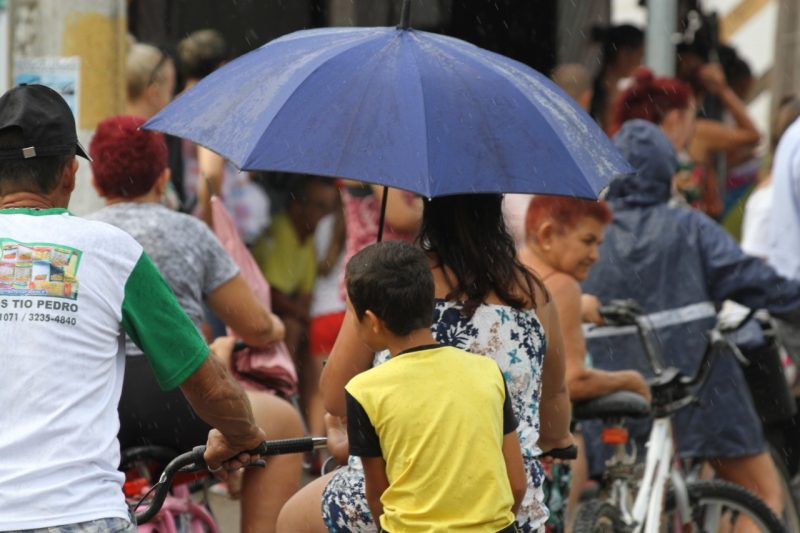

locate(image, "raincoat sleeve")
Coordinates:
695 213 800 323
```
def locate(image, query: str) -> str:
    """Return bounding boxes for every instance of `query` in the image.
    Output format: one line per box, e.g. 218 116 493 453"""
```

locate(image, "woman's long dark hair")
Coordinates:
417 194 544 317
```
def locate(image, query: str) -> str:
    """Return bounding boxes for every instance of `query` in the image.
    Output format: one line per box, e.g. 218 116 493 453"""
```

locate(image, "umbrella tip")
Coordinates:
398 0 411 29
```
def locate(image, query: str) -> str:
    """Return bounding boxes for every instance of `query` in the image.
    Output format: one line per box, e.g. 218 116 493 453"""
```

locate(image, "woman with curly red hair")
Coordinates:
613 67 760 218
610 68 696 148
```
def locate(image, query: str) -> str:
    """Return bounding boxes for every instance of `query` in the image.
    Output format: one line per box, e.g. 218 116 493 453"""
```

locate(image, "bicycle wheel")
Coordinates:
664 480 785 532
573 500 624 533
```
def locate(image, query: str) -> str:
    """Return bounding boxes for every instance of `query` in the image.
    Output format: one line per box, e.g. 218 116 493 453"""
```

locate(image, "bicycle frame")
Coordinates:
636 419 679 532
606 418 694 533
132 437 327 524
135 483 219 533
588 301 769 532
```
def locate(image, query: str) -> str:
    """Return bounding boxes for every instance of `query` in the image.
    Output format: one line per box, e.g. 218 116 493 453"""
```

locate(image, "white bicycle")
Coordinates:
572 300 785 533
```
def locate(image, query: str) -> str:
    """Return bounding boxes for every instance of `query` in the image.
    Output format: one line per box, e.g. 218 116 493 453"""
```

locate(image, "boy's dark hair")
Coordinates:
0 128 75 195
345 241 434 336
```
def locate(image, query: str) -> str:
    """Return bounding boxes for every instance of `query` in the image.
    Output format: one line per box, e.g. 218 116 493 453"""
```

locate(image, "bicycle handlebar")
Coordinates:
540 444 579 461
133 436 327 524
597 300 666 374
597 300 753 417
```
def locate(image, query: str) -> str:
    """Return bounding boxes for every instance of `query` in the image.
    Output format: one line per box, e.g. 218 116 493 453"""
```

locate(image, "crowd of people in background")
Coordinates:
5 17 799 533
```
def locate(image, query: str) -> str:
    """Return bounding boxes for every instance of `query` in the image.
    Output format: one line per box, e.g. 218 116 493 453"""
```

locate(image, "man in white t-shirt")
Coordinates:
0 85 268 531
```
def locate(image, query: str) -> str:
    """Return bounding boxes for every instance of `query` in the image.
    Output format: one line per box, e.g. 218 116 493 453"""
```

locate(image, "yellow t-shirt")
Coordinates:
252 212 316 295
345 344 517 532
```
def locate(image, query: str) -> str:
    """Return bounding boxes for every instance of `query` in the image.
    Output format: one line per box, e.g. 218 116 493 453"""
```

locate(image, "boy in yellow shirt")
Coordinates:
344 241 526 532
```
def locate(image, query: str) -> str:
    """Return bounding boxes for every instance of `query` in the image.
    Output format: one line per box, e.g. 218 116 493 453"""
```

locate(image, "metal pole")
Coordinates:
377 186 388 242
398 0 411 29
645 0 677 76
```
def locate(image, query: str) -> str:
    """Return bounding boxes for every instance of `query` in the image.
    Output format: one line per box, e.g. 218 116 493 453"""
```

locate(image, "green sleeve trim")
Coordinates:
122 252 208 390
0 207 70 216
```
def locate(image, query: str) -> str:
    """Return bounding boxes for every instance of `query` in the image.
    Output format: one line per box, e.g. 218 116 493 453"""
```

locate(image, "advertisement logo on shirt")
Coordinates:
0 239 81 300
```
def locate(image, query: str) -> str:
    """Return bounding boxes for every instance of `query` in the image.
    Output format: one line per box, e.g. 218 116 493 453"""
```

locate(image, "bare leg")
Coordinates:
711 452 784 532
241 391 305 533
277 471 336 533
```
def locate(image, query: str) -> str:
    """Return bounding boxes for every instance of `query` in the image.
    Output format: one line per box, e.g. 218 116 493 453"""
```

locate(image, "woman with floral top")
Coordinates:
278 194 574 533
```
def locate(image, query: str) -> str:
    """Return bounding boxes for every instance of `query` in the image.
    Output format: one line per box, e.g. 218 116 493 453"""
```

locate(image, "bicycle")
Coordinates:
718 305 800 532
124 436 327 527
572 300 785 533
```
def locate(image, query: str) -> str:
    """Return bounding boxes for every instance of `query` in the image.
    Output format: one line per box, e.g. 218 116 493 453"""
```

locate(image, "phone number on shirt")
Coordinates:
0 312 77 326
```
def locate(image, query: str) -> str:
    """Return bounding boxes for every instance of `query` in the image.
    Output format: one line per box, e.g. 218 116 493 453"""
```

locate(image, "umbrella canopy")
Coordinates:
145 26 630 199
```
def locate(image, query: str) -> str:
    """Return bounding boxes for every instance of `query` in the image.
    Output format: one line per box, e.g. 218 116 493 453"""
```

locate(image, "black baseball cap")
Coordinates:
0 84 89 161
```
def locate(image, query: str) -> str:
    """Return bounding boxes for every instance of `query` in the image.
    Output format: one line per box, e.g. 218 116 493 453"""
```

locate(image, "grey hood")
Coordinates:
606 119 677 207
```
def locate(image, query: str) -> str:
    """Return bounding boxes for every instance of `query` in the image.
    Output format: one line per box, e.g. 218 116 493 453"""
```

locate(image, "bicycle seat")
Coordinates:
573 391 651 421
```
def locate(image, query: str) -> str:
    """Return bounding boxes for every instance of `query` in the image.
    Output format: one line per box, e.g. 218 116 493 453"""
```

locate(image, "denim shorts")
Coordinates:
9 517 135 533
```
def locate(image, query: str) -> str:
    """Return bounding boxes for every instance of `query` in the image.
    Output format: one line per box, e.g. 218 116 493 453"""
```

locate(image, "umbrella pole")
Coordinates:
377 185 388 242
399 0 411 29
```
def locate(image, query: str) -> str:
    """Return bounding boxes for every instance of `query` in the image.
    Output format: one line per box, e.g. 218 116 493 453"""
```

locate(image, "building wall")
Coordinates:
8 0 126 215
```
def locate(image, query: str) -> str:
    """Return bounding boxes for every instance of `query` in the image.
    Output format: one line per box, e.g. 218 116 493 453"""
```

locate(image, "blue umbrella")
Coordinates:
144 7 629 201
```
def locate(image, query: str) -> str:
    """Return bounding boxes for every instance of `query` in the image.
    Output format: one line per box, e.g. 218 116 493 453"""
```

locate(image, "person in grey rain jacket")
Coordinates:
581 119 800 518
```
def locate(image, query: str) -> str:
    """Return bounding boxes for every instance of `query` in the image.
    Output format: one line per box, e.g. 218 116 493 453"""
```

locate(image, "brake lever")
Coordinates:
598 299 642 326
728 341 749 366
710 333 749 366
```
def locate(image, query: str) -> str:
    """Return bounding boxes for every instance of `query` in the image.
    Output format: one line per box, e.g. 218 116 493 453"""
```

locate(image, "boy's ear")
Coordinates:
364 310 383 335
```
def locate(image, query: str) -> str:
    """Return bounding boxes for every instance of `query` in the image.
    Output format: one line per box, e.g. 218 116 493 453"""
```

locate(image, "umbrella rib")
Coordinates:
419 39 512 195
327 38 405 180
471 51 613 192
405 33 431 197
241 33 395 173
432 35 604 196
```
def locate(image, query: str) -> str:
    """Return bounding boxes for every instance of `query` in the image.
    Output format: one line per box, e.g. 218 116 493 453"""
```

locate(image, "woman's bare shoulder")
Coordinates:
542 272 581 300
511 267 547 310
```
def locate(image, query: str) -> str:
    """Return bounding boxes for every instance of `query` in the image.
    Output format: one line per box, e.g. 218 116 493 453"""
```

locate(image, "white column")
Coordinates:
772 0 800 131
645 0 677 76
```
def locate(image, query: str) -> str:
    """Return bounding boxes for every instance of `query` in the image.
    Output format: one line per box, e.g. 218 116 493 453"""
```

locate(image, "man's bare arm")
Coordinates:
179 339 265 471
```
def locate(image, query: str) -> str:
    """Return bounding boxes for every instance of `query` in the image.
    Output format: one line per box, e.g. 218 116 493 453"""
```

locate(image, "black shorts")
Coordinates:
117 355 211 454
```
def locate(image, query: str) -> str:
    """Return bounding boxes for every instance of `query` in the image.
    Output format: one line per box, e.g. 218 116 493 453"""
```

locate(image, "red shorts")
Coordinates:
308 310 346 356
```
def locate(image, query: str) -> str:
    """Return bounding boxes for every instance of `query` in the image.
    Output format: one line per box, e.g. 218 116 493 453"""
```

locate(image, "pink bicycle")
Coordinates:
123 437 327 530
